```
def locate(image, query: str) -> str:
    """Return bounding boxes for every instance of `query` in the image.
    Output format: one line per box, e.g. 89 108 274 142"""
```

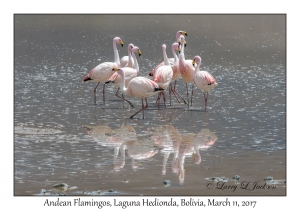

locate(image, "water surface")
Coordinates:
14 14 286 196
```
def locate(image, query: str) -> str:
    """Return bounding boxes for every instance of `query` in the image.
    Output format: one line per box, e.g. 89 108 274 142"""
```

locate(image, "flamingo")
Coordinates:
112 68 164 119
178 35 197 107
149 30 187 75
83 37 124 105
149 43 187 105
120 43 135 68
106 45 142 108
192 55 218 111
153 44 173 107
169 42 187 105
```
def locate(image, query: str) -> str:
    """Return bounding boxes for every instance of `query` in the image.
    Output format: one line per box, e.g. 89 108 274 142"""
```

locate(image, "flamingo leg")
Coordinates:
93 82 100 105
186 83 189 99
130 98 149 119
204 92 208 111
169 83 172 106
172 80 187 104
191 84 194 107
156 92 161 105
162 91 167 108
102 83 106 104
115 88 134 108
170 81 181 104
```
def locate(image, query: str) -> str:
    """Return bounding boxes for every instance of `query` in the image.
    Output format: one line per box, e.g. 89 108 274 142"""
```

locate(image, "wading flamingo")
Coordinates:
149 43 187 105
178 35 196 107
112 68 164 119
192 55 218 111
149 30 187 75
120 43 135 68
83 37 124 105
106 45 142 108
153 44 173 107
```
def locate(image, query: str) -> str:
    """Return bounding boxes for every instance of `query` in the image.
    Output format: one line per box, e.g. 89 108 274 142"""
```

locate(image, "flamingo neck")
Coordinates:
163 47 170 66
128 47 133 67
194 60 200 75
113 147 120 159
132 51 139 75
172 46 178 63
113 41 120 67
118 69 128 94
180 40 186 60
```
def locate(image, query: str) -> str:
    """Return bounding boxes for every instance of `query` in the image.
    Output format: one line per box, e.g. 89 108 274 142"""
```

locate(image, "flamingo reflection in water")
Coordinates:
151 125 182 175
176 129 218 184
82 123 136 171
122 138 159 170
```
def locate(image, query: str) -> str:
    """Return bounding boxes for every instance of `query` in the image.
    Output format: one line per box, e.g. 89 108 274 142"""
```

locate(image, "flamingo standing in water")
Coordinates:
150 30 188 75
153 44 173 107
120 43 135 68
149 31 187 105
192 55 218 111
178 35 196 107
106 45 142 108
149 42 187 105
83 37 124 105
112 68 164 119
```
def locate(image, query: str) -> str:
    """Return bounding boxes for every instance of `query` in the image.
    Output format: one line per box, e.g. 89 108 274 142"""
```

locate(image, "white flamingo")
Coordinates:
149 30 187 75
149 43 187 105
106 46 142 108
112 68 164 119
178 35 197 107
192 55 218 111
83 37 124 105
153 44 173 107
120 43 135 68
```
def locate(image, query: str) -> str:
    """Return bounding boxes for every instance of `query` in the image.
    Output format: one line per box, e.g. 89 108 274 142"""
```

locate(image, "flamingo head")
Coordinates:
176 30 188 39
132 46 142 57
192 55 202 67
114 37 124 47
172 42 180 50
112 67 120 72
128 43 134 50
162 44 167 51
177 35 187 47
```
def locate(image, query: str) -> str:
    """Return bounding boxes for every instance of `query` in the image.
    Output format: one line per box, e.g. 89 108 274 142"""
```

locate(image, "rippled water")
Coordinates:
14 14 286 195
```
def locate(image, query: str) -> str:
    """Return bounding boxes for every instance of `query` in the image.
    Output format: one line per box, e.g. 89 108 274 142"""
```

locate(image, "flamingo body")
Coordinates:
120 43 135 68
192 55 218 111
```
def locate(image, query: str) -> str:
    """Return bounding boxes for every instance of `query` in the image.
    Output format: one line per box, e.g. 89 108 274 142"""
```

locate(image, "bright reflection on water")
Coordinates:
14 14 285 195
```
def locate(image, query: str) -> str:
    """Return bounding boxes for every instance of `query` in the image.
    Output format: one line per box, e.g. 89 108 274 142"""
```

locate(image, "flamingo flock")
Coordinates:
83 31 218 118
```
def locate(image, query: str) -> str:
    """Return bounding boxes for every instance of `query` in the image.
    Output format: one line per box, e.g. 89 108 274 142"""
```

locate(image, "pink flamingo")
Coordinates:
192 55 218 111
153 44 173 107
178 35 196 107
112 68 164 119
106 45 142 108
83 37 124 105
149 30 187 75
120 43 135 68
149 42 187 105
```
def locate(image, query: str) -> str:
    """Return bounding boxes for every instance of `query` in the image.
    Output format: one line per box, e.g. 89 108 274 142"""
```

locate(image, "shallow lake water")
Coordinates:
14 14 286 196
